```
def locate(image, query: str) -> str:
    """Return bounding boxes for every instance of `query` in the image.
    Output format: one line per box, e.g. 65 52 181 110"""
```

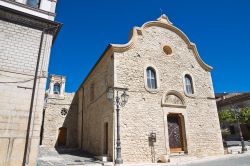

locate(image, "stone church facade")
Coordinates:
0 0 61 165
69 14 224 163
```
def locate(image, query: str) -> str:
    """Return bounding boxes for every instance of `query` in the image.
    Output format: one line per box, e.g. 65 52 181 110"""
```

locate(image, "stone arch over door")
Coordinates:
162 91 188 154
162 90 186 108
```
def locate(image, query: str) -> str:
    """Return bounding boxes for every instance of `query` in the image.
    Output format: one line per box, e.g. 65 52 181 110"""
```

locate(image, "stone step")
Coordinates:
169 151 185 157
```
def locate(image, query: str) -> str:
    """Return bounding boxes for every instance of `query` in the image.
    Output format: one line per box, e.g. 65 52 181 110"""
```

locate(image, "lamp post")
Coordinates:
107 87 129 164
231 105 247 153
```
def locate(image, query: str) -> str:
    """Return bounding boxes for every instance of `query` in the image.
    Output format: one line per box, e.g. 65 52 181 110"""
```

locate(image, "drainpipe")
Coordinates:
22 26 58 166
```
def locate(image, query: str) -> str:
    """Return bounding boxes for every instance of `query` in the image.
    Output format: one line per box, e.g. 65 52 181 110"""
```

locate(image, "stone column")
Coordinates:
49 77 54 96
60 77 65 97
50 0 57 13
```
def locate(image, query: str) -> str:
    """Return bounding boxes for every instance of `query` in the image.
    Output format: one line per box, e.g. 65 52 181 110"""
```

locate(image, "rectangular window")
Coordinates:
26 0 41 8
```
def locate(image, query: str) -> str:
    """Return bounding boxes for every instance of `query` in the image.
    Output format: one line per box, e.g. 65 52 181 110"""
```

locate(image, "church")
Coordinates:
0 0 225 164
42 14 224 163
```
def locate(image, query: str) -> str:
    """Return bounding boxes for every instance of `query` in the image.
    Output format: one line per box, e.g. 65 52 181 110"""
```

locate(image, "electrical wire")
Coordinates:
0 76 44 84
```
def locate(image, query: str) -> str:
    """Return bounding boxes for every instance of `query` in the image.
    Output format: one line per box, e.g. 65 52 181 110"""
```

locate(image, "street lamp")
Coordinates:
231 105 247 153
107 87 129 164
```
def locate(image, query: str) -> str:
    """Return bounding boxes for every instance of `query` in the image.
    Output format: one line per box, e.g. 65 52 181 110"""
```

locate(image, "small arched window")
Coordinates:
184 75 194 95
146 67 157 89
54 83 60 94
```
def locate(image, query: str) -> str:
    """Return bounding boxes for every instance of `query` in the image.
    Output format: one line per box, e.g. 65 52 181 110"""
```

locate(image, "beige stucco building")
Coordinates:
69 14 224 163
0 0 60 165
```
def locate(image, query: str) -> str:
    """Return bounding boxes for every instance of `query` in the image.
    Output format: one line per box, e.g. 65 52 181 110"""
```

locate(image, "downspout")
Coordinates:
22 26 58 166
40 94 48 145
39 108 45 145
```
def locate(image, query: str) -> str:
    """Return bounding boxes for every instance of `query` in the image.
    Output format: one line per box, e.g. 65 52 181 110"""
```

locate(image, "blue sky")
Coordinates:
49 0 250 93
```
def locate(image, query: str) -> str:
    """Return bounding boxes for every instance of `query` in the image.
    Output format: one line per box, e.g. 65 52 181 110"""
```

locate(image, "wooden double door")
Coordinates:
167 114 186 153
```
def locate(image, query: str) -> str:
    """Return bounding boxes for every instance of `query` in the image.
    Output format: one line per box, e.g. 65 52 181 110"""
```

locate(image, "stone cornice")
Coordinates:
1 0 56 17
0 5 62 42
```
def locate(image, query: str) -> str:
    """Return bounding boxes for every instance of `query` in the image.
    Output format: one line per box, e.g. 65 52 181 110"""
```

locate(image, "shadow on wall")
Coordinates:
54 94 79 152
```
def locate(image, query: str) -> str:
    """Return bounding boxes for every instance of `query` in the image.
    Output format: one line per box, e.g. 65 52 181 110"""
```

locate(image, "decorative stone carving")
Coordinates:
165 94 183 105
162 91 186 108
0 5 60 35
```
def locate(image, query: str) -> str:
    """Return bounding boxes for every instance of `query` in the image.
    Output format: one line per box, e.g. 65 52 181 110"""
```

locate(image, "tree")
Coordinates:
218 107 250 124
218 109 235 123
239 107 250 124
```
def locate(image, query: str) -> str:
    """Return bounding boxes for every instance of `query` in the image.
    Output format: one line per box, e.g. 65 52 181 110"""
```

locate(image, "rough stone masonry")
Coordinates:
74 14 224 163
0 1 60 165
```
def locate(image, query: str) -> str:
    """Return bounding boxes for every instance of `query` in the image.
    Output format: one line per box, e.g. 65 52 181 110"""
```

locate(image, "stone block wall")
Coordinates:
80 49 115 159
0 18 53 166
42 93 78 148
113 25 224 162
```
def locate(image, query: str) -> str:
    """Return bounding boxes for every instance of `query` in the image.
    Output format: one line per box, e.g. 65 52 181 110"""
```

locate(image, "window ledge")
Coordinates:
184 93 195 98
162 103 187 108
145 86 159 94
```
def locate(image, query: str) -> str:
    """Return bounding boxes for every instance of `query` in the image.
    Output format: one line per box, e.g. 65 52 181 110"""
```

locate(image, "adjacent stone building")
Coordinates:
73 14 224 163
41 75 78 148
0 0 61 165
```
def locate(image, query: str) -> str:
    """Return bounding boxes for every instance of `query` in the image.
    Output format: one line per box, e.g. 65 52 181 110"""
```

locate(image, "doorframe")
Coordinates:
163 109 189 155
167 113 186 153
103 122 109 155
57 127 67 147
101 117 110 157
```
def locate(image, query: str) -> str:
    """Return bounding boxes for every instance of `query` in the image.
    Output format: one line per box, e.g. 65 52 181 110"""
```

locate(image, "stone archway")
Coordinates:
167 114 187 153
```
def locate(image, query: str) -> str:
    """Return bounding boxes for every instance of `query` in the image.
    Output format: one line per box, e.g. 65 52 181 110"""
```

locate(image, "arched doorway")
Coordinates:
167 114 187 153
58 127 67 147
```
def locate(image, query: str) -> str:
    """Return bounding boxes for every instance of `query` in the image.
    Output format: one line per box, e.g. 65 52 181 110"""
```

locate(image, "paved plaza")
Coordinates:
37 147 104 166
178 153 250 166
38 147 250 166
